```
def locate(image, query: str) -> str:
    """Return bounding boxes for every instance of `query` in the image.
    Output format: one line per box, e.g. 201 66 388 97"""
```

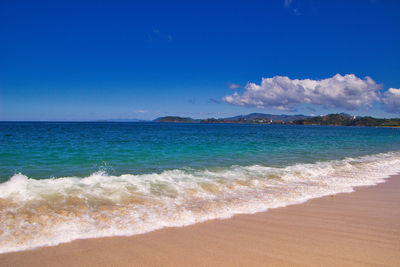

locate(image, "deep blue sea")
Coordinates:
1 122 400 253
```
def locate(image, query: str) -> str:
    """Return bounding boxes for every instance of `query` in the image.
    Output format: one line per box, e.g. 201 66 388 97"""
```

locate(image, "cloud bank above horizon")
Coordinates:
222 74 400 113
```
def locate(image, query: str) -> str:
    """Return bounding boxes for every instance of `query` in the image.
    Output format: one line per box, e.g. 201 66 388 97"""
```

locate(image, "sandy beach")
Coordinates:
1 174 399 267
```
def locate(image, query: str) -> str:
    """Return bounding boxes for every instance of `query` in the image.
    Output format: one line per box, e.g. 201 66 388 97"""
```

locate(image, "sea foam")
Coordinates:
1 151 400 253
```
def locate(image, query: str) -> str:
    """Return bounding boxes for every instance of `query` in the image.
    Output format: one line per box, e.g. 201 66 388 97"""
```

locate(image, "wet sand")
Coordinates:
1 175 399 267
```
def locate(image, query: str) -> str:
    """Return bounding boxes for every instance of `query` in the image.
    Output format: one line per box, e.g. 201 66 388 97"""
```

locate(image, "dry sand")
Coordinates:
1 175 399 267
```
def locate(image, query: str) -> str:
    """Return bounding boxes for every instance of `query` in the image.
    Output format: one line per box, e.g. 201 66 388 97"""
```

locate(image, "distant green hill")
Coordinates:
152 113 400 127
226 113 310 122
153 116 196 123
293 114 400 127
154 113 310 123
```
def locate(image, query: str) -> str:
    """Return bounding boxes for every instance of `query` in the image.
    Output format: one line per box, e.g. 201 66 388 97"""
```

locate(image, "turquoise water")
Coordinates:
1 122 400 181
1 122 400 253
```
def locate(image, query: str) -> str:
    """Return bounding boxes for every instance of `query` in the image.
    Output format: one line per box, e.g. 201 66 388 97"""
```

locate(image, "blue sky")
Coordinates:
1 0 400 120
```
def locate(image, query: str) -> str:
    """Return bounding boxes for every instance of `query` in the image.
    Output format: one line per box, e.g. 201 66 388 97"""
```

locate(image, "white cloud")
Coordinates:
228 83 241 89
382 88 400 113
134 110 147 113
222 74 382 111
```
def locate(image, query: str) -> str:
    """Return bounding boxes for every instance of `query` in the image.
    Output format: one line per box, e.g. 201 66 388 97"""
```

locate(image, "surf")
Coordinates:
1 151 400 253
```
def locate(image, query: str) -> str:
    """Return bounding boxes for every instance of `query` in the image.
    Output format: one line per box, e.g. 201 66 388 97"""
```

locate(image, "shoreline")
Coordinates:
1 174 399 266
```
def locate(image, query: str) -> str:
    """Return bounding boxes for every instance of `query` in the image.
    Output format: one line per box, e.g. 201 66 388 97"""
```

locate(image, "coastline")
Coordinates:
1 174 399 266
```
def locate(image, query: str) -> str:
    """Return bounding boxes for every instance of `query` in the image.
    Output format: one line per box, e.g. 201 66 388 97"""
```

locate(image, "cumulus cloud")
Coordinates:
228 83 241 89
382 88 400 113
222 74 382 111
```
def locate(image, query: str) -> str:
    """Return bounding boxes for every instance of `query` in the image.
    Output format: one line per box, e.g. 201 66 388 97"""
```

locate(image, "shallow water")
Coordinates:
1 122 400 253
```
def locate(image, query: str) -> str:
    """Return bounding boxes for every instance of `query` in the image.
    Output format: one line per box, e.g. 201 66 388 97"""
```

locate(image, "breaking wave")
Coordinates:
1 151 400 253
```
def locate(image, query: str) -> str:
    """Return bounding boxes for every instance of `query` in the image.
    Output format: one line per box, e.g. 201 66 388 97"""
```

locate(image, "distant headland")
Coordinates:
151 113 400 127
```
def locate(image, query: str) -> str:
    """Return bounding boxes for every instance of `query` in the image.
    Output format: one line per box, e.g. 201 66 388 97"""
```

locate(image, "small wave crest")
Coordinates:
1 151 400 253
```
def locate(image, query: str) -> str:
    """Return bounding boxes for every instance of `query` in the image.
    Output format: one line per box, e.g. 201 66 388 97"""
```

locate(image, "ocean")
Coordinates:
1 122 400 253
